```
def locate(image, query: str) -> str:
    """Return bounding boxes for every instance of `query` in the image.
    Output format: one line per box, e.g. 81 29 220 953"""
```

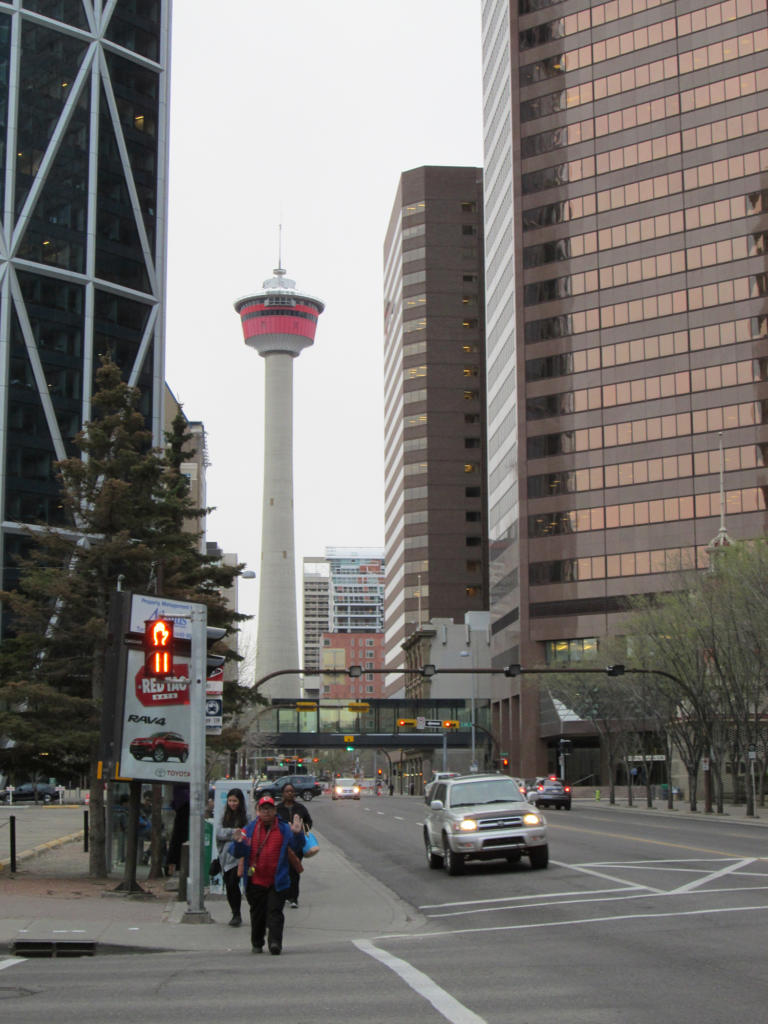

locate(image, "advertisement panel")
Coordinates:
118 595 197 784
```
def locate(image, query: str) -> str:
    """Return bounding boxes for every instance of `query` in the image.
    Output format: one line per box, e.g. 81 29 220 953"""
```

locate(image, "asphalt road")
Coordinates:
2 796 767 1024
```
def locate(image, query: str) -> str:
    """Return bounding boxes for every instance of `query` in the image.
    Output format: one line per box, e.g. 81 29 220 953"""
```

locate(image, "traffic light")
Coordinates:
345 745 355 752
398 718 417 727
501 757 509 769
559 739 572 753
377 768 383 776
442 720 459 729
144 618 174 678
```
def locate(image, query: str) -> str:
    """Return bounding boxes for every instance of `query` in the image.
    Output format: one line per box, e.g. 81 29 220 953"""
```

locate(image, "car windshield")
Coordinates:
337 779 354 786
449 779 528 807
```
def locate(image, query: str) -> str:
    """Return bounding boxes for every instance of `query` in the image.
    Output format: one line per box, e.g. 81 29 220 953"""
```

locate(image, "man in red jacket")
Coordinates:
231 794 305 955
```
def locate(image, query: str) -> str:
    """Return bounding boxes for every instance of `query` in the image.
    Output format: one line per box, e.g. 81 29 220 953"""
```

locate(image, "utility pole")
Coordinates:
181 603 212 924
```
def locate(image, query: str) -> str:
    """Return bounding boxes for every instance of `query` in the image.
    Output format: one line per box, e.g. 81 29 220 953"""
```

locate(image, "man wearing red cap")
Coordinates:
231 794 305 955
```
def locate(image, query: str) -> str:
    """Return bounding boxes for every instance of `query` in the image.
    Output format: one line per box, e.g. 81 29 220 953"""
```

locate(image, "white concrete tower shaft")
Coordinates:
235 268 325 699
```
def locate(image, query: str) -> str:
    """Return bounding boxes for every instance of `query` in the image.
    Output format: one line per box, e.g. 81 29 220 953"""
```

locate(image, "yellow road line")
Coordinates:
548 821 755 858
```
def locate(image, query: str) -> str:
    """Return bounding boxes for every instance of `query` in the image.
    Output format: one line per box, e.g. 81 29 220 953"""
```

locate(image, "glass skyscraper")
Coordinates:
481 0 768 774
0 1 170 592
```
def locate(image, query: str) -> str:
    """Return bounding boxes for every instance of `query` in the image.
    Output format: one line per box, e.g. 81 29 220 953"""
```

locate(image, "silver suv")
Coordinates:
424 773 549 875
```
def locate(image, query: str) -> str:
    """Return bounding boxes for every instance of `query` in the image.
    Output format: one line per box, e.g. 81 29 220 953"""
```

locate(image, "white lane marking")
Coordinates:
373 903 768 943
393 816 404 821
353 938 486 1024
0 958 26 971
552 858 665 892
669 857 754 894
424 889 670 918
419 886 635 909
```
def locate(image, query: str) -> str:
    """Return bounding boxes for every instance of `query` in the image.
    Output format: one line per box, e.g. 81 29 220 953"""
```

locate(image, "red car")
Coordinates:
129 731 188 763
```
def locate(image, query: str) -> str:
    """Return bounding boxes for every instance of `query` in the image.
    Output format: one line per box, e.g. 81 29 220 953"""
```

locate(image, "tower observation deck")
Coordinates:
235 267 325 699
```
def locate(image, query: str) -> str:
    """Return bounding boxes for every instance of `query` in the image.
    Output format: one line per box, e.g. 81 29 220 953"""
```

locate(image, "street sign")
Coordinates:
424 719 443 727
416 716 426 730
459 721 471 727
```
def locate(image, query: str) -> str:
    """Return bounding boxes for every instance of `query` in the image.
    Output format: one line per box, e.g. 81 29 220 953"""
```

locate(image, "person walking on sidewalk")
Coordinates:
276 782 312 909
216 787 248 927
231 794 305 955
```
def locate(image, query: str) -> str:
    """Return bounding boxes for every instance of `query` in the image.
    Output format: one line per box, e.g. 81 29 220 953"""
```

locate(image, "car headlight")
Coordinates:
457 818 478 832
523 812 542 826
353 786 360 793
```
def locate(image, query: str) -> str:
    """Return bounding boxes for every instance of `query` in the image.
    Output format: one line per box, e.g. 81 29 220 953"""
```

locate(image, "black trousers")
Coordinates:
286 861 301 903
223 866 242 917
245 883 286 951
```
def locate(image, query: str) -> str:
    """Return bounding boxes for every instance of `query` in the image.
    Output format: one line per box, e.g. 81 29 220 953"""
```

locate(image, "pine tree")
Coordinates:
0 357 247 875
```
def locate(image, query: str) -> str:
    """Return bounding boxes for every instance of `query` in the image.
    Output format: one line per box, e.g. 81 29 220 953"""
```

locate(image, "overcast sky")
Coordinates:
164 2 484 631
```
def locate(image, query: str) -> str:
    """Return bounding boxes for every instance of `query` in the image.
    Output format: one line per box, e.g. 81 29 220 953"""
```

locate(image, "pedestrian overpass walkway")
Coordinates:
259 697 487 750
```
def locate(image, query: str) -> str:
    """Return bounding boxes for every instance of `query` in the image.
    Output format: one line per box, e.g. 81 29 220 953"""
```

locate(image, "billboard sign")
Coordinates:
117 595 198 783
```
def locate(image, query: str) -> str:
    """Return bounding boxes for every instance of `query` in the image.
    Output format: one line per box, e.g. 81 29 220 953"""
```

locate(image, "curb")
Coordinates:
582 800 768 827
0 829 82 872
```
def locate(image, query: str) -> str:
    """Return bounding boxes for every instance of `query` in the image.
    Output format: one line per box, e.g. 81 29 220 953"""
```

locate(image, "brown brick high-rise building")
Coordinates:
383 167 489 690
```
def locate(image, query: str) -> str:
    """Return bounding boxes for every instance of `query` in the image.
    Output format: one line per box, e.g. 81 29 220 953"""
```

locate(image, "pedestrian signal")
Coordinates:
144 618 174 678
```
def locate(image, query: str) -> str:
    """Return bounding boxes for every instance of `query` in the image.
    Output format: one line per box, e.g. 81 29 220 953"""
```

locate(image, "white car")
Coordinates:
424 771 460 802
332 778 360 800
424 773 549 875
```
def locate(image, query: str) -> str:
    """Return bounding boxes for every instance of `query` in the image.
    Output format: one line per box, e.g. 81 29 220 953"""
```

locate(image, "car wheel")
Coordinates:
152 747 166 762
443 836 465 876
564 803 571 810
529 844 549 870
301 791 314 801
43 793 52 804
424 830 443 869
179 751 188 763
536 801 544 809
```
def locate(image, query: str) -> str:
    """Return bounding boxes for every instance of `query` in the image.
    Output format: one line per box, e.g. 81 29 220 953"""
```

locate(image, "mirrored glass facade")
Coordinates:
481 0 768 768
0 2 170 594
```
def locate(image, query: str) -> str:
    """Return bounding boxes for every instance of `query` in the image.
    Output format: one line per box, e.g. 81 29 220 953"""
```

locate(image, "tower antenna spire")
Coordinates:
274 223 285 277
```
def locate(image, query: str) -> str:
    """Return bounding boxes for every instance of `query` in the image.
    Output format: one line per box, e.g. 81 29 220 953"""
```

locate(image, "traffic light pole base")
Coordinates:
180 909 213 925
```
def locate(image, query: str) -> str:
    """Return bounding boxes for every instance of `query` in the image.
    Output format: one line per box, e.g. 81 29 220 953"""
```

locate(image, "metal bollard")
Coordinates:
595 788 601 801
177 841 189 902
10 815 16 872
83 810 89 852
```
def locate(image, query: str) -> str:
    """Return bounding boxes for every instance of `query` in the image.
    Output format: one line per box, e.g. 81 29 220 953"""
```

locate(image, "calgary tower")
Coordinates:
235 264 324 699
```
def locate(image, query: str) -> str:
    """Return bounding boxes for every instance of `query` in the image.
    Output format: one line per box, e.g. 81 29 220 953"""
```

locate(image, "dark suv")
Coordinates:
1 782 58 804
528 776 572 810
253 775 322 801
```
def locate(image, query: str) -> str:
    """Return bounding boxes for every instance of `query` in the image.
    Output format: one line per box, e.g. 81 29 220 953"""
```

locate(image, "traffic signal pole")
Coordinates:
181 603 212 924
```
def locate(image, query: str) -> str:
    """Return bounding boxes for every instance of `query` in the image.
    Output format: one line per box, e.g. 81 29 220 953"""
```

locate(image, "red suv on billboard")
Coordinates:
129 731 188 763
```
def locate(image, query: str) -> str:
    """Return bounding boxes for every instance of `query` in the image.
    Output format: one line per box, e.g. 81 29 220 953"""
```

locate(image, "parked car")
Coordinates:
1 782 58 804
253 775 322 801
528 775 572 810
129 731 188 763
331 777 360 800
424 772 549 875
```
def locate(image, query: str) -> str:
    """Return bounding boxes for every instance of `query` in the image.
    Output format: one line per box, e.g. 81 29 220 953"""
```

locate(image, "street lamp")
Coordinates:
459 650 478 771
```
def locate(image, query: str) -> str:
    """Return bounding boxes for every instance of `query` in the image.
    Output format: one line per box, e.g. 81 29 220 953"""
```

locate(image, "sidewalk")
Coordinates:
0 807 418 956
